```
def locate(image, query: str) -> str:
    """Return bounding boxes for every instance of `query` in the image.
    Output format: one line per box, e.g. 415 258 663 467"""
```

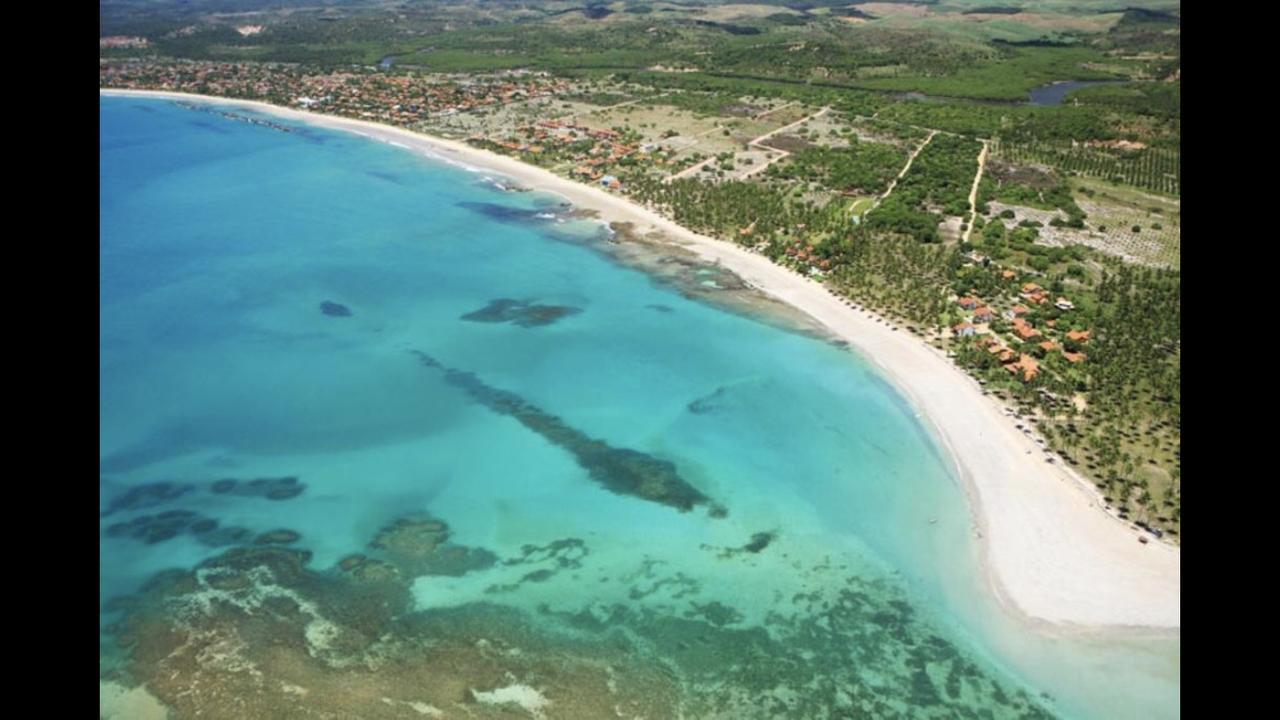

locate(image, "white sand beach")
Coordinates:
101 89 1180 631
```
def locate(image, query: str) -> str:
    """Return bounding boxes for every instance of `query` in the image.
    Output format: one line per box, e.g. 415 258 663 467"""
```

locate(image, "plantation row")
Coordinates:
991 139 1180 196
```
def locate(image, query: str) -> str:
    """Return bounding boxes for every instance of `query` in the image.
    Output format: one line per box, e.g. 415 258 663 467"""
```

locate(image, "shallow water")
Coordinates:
100 96 1177 719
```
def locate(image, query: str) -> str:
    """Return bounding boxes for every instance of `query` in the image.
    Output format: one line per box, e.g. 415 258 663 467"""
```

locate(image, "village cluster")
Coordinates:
951 273 1091 383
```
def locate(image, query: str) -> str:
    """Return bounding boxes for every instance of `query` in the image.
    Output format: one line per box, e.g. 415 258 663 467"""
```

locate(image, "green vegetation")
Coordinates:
866 134 982 243
766 140 908 196
993 138 1179 196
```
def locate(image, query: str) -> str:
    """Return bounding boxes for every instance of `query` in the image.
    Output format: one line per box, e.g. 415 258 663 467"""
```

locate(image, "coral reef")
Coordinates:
411 350 724 517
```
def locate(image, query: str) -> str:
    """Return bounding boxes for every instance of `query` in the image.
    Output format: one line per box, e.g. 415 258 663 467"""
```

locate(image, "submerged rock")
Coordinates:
742 532 775 554
319 301 352 317
101 481 194 517
209 476 306 500
461 298 581 327
254 529 302 545
102 509 255 549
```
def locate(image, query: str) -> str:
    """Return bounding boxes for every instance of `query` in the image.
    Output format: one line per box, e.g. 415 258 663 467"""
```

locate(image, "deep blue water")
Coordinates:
99 95 1177 719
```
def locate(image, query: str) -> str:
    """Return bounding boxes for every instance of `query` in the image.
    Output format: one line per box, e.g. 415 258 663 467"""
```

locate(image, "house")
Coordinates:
600 175 621 189
1063 351 1087 363
1004 354 1040 382
1066 330 1092 343
1021 282 1043 294
1039 340 1059 352
973 306 995 323
988 344 1016 362
958 296 980 310
953 322 977 337
1002 270 1017 280
1055 297 1075 311
1003 304 1031 320
1012 318 1041 340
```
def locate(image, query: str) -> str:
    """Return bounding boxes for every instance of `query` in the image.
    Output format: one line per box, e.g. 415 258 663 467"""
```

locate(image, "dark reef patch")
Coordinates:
742 532 775 553
320 301 353 317
411 350 724 517
702 531 777 559
485 538 591 594
504 538 590 570
101 481 194 517
687 385 730 415
684 600 744 628
457 200 562 225
646 303 675 313
209 476 306 500
103 510 254 548
369 514 498 577
461 298 582 328
254 529 302 545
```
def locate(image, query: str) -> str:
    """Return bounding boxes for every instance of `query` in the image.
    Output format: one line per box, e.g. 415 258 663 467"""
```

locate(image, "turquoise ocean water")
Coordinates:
100 96 1177 718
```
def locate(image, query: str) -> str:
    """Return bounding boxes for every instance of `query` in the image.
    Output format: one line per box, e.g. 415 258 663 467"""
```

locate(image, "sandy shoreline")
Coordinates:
101 89 1179 632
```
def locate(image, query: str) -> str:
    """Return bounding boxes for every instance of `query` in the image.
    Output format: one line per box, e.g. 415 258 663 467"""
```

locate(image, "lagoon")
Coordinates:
100 95 1176 719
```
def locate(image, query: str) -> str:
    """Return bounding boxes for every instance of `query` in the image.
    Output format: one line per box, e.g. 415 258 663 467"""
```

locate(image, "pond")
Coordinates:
1026 80 1128 106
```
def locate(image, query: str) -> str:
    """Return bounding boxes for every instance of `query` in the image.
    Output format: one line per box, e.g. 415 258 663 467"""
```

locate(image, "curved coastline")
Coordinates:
100 88 1179 634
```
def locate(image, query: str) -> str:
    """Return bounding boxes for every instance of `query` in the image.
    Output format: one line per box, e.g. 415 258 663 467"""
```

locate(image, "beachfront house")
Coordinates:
1004 354 1040 382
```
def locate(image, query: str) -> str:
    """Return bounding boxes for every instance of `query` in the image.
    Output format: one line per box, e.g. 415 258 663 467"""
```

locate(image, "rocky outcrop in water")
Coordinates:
320 301 353 317
461 298 581 327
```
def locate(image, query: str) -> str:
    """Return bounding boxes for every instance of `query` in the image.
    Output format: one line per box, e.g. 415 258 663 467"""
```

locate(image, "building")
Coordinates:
953 322 977 337
1004 353 1040 382
988 344 1016 362
973 306 995 323
958 296 980 310
1012 318 1041 341
1066 330 1092 343
1055 297 1075 311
